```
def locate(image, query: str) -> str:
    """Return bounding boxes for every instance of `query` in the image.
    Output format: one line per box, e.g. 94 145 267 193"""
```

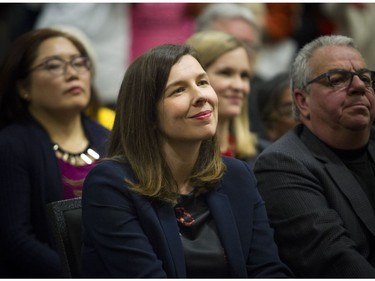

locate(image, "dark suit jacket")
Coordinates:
254 124 375 277
0 114 109 277
81 156 291 277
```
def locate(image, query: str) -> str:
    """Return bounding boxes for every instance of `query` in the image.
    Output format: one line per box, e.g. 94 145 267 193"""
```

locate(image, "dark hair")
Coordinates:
0 28 90 128
258 72 290 128
108 44 225 204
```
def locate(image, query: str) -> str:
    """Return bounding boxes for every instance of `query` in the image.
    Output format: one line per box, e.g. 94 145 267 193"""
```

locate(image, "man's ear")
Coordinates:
293 89 310 119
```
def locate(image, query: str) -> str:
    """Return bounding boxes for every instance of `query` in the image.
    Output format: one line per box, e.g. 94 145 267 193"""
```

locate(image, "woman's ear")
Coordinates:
293 89 310 119
17 81 30 101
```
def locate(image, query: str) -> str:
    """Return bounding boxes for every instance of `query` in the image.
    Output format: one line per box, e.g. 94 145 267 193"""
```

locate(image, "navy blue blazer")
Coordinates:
81 156 292 277
0 114 109 277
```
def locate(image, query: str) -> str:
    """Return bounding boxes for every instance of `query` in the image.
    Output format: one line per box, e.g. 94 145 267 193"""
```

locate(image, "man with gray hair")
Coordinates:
254 34 375 277
196 3 261 61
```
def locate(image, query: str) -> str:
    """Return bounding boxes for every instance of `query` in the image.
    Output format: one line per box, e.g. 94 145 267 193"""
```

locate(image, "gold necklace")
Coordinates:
53 143 100 166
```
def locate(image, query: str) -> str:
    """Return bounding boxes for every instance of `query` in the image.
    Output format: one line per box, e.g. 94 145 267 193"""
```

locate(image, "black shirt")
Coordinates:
174 193 230 278
331 144 375 212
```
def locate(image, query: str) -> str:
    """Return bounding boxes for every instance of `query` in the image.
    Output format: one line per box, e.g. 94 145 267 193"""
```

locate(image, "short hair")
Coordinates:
0 28 90 128
196 3 258 33
186 31 258 159
108 44 225 205
290 35 358 119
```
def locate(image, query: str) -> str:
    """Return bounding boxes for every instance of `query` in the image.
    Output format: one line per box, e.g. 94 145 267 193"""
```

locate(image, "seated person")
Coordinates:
254 34 375 277
0 28 109 277
81 43 292 278
257 72 298 145
186 31 260 166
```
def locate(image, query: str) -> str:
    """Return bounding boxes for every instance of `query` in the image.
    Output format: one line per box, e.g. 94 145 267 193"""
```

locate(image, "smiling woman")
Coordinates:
81 43 292 278
186 31 260 167
158 55 218 146
0 28 109 277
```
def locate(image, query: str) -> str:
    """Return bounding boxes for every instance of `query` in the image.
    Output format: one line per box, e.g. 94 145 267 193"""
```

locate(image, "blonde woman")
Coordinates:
187 31 259 166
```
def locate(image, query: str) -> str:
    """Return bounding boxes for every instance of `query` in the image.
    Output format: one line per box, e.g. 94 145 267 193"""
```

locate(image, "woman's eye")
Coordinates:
241 72 251 80
198 80 209 86
45 62 62 70
173 87 185 94
218 69 232 76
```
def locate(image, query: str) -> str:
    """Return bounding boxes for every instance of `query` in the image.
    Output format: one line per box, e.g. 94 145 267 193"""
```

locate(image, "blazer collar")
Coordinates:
206 184 248 277
154 186 247 277
300 125 375 236
154 202 187 277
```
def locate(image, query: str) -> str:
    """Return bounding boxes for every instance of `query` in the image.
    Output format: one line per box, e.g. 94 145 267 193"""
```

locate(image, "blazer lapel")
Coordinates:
154 203 186 277
325 162 375 236
206 188 247 277
301 127 375 236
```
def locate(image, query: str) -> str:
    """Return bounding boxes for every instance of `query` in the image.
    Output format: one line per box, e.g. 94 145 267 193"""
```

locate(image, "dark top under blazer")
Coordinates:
81 156 292 278
0 114 109 277
254 124 375 277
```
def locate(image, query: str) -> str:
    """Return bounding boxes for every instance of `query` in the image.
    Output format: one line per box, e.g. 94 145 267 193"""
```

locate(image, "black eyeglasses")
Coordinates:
29 56 91 76
304 69 375 90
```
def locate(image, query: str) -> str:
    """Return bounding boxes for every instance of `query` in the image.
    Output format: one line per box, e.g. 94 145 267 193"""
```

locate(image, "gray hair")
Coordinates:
290 35 359 119
196 3 258 33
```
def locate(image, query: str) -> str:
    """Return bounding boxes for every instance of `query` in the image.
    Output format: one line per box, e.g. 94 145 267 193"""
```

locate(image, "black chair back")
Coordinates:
47 197 82 277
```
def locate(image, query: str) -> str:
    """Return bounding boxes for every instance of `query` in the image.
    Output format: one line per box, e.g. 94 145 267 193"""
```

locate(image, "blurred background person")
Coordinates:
195 3 262 73
35 3 129 108
49 24 115 130
322 3 375 71
194 3 265 138
187 30 260 167
254 3 301 81
0 28 109 277
257 72 299 146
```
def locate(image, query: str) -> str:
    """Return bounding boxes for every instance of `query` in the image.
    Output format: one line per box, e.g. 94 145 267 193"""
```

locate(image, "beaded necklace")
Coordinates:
53 143 99 166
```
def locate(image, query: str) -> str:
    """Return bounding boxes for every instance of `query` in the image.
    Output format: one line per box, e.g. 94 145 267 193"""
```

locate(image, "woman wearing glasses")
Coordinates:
0 28 109 277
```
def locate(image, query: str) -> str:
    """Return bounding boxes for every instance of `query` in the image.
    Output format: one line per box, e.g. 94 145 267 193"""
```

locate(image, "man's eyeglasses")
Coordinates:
29 56 91 76
304 69 375 90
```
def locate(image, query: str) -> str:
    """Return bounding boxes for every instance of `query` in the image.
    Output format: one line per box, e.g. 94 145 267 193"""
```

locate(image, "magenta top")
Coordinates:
57 158 97 199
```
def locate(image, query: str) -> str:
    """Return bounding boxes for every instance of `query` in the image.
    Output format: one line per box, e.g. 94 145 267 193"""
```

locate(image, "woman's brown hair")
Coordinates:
107 44 225 205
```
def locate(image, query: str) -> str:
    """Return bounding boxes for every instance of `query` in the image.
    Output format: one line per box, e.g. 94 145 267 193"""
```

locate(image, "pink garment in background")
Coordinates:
130 3 196 62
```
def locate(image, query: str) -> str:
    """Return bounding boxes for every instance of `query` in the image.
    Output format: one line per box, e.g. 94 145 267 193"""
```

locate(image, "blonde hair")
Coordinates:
186 31 258 158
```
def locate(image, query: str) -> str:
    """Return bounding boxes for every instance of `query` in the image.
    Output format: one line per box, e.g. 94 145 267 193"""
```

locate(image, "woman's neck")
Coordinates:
162 140 200 195
29 107 88 153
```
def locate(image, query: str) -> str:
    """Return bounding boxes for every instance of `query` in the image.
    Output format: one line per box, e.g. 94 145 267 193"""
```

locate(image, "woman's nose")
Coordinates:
231 75 247 91
194 96 208 107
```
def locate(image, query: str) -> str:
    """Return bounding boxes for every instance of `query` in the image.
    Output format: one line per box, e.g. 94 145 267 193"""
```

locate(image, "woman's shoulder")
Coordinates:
90 158 132 176
219 156 259 202
0 118 44 145
222 156 253 173
221 156 256 186
86 158 136 185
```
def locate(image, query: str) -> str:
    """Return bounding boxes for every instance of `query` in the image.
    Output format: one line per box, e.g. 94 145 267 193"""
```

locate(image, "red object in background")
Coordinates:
130 3 196 62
